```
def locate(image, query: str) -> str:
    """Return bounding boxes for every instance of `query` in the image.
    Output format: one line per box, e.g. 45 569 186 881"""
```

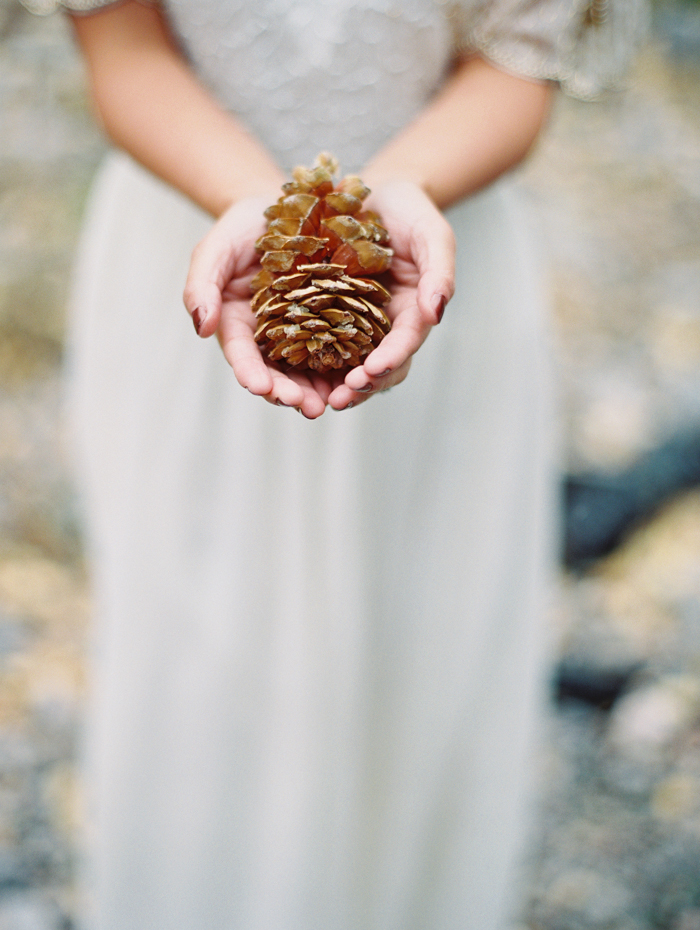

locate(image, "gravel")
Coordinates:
2 2 700 926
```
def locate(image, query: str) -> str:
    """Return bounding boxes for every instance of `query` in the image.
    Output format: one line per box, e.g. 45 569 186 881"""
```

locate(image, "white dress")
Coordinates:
23 0 645 927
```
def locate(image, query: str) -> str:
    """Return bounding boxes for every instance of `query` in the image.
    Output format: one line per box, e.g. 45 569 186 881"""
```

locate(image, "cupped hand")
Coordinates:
183 195 329 418
327 179 456 411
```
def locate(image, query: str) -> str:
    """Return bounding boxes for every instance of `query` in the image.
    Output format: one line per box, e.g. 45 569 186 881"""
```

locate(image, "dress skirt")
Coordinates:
66 152 558 930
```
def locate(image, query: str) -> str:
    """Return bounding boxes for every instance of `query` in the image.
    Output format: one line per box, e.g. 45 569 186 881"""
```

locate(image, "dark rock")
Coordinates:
564 429 700 568
554 660 641 711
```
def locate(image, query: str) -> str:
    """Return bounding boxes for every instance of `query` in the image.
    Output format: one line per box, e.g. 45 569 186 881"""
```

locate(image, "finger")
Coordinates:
183 235 237 338
293 391 327 419
327 382 373 411
266 368 308 408
411 218 456 325
219 314 276 396
281 369 328 418
307 371 336 407
183 277 223 339
343 302 426 389
272 368 338 416
257 366 328 417
328 359 411 410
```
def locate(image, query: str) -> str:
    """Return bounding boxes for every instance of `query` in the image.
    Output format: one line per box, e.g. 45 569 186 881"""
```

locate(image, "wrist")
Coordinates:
363 169 427 194
361 172 442 215
362 177 441 222
215 175 285 218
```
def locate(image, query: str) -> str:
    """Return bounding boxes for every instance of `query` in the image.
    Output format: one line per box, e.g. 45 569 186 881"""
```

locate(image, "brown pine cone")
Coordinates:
251 153 393 374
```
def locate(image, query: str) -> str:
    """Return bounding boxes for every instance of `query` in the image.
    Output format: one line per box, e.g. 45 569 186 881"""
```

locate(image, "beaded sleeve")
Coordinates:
451 0 650 99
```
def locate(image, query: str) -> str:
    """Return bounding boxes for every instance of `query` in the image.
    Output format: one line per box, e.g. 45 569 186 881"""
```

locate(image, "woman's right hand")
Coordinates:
183 196 331 418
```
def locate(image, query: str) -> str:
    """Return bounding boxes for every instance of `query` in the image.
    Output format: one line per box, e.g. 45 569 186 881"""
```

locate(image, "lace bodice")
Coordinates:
21 0 648 171
165 0 455 172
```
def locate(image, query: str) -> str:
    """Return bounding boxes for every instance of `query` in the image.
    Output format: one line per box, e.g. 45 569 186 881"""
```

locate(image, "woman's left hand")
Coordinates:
327 179 456 411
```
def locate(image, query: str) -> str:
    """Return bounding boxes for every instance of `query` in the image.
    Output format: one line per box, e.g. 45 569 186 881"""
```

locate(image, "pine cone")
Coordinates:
251 153 393 374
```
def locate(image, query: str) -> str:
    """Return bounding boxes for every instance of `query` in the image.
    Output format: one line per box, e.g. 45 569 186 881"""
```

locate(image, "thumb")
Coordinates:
183 282 224 339
183 199 269 338
413 213 456 325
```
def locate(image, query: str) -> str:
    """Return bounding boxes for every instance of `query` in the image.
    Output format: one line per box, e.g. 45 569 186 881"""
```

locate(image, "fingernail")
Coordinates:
379 368 392 376
192 306 207 335
345 401 354 410
276 399 293 407
357 383 373 393
432 295 446 324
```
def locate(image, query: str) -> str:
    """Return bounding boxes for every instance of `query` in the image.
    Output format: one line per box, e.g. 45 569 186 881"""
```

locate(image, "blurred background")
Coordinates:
1 2 700 927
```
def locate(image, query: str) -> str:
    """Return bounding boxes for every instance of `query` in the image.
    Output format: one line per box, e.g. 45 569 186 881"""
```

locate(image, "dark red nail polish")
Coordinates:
192 306 207 335
436 296 446 323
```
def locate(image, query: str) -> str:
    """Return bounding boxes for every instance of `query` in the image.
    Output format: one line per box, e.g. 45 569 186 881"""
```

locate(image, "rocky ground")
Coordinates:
1 3 700 928
516 8 700 929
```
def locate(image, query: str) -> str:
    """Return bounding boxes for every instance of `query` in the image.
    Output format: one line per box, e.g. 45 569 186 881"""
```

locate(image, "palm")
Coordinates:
328 181 455 406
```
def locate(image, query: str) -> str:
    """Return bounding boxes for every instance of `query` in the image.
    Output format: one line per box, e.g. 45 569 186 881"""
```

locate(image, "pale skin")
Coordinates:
69 0 553 418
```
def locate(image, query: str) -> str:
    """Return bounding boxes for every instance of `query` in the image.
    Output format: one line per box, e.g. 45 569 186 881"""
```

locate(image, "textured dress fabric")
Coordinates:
22 0 649 99
41 1 632 928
